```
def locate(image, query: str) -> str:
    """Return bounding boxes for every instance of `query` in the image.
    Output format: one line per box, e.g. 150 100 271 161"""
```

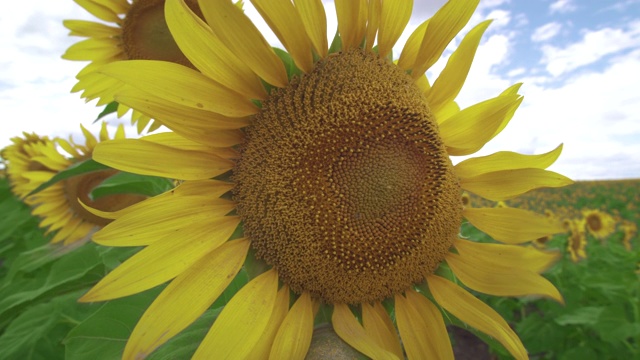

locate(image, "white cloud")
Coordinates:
531 22 563 42
541 20 640 76
549 0 577 14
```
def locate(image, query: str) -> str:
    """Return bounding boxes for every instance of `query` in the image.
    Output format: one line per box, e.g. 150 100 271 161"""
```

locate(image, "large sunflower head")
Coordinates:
4 123 145 245
62 0 219 132
81 0 573 358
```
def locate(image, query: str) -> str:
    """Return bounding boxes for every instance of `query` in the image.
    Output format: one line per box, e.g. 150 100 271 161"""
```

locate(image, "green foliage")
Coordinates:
89 172 173 200
27 159 110 196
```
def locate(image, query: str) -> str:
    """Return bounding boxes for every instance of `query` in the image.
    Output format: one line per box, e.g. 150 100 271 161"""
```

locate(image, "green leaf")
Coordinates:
64 287 164 360
27 159 111 197
95 101 119 122
595 306 640 344
147 307 222 360
554 306 605 326
272 47 302 79
90 172 173 200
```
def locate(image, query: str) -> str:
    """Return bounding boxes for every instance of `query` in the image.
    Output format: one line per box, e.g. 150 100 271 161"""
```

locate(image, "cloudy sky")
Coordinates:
1 0 639 180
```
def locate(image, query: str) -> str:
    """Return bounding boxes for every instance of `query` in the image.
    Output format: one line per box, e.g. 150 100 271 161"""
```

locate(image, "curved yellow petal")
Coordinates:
363 302 403 359
427 275 528 360
461 168 574 201
463 207 565 244
73 0 122 23
123 239 250 358
335 0 368 50
252 0 314 73
193 269 279 359
247 286 290 359
411 0 480 77
439 94 522 156
365 0 381 50
434 100 460 124
165 0 266 100
97 60 258 117
62 38 123 61
395 290 453 360
397 19 428 71
270 291 314 359
426 20 491 114
92 197 236 247
377 0 413 58
332 304 398 360
454 238 561 273
447 252 563 302
80 216 240 302
115 90 249 131
294 0 328 57
199 0 288 87
492 83 524 138
63 20 120 37
93 139 234 180
455 144 564 178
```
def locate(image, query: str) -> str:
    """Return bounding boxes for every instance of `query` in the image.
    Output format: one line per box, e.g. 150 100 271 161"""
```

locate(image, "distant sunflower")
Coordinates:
582 209 616 240
3 123 145 245
620 220 637 251
567 219 587 262
461 191 471 208
82 0 571 358
62 0 214 132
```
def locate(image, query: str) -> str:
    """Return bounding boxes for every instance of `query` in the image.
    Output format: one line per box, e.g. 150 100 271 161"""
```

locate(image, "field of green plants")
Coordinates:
0 175 638 359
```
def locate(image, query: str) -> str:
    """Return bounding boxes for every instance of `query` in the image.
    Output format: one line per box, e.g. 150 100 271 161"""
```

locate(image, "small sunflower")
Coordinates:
62 0 215 132
81 0 572 358
566 219 587 263
3 123 145 245
620 220 637 251
461 191 471 208
582 209 616 240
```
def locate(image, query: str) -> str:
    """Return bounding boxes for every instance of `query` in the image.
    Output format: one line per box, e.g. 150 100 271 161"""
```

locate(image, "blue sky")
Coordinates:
1 0 639 180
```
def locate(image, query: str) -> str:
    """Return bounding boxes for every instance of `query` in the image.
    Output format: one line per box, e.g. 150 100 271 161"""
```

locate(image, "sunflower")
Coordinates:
460 191 471 208
62 0 219 133
620 220 637 251
3 123 145 245
81 0 572 358
566 219 587 263
582 209 616 240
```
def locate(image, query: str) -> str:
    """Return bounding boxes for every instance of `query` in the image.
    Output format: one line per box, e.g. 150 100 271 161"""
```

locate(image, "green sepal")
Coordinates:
89 172 174 200
94 101 119 123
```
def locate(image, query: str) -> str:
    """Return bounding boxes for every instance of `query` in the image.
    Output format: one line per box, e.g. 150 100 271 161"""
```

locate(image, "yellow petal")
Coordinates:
377 0 413 58
447 252 563 302
80 216 240 302
200 0 288 87
193 269 279 359
141 133 237 159
252 0 314 73
115 90 250 131
411 0 480 77
461 168 574 201
93 139 234 180
247 286 290 359
332 304 398 360
439 94 522 156
434 100 460 124
80 179 233 221
395 290 453 360
455 144 564 178
165 0 266 99
362 302 403 359
492 83 524 138
61 37 123 61
123 239 250 358
73 0 121 23
63 20 120 37
426 20 491 114
97 60 258 117
427 275 528 360
454 238 561 273
270 291 314 359
365 0 381 50
294 0 328 57
397 19 428 71
92 197 236 247
335 0 368 50
463 207 565 244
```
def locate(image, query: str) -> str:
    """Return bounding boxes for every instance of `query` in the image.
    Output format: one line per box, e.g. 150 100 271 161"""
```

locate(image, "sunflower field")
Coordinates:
2 0 640 359
1 172 637 359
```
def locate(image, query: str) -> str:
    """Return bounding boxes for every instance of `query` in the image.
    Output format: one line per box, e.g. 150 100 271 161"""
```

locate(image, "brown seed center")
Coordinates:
233 50 462 304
